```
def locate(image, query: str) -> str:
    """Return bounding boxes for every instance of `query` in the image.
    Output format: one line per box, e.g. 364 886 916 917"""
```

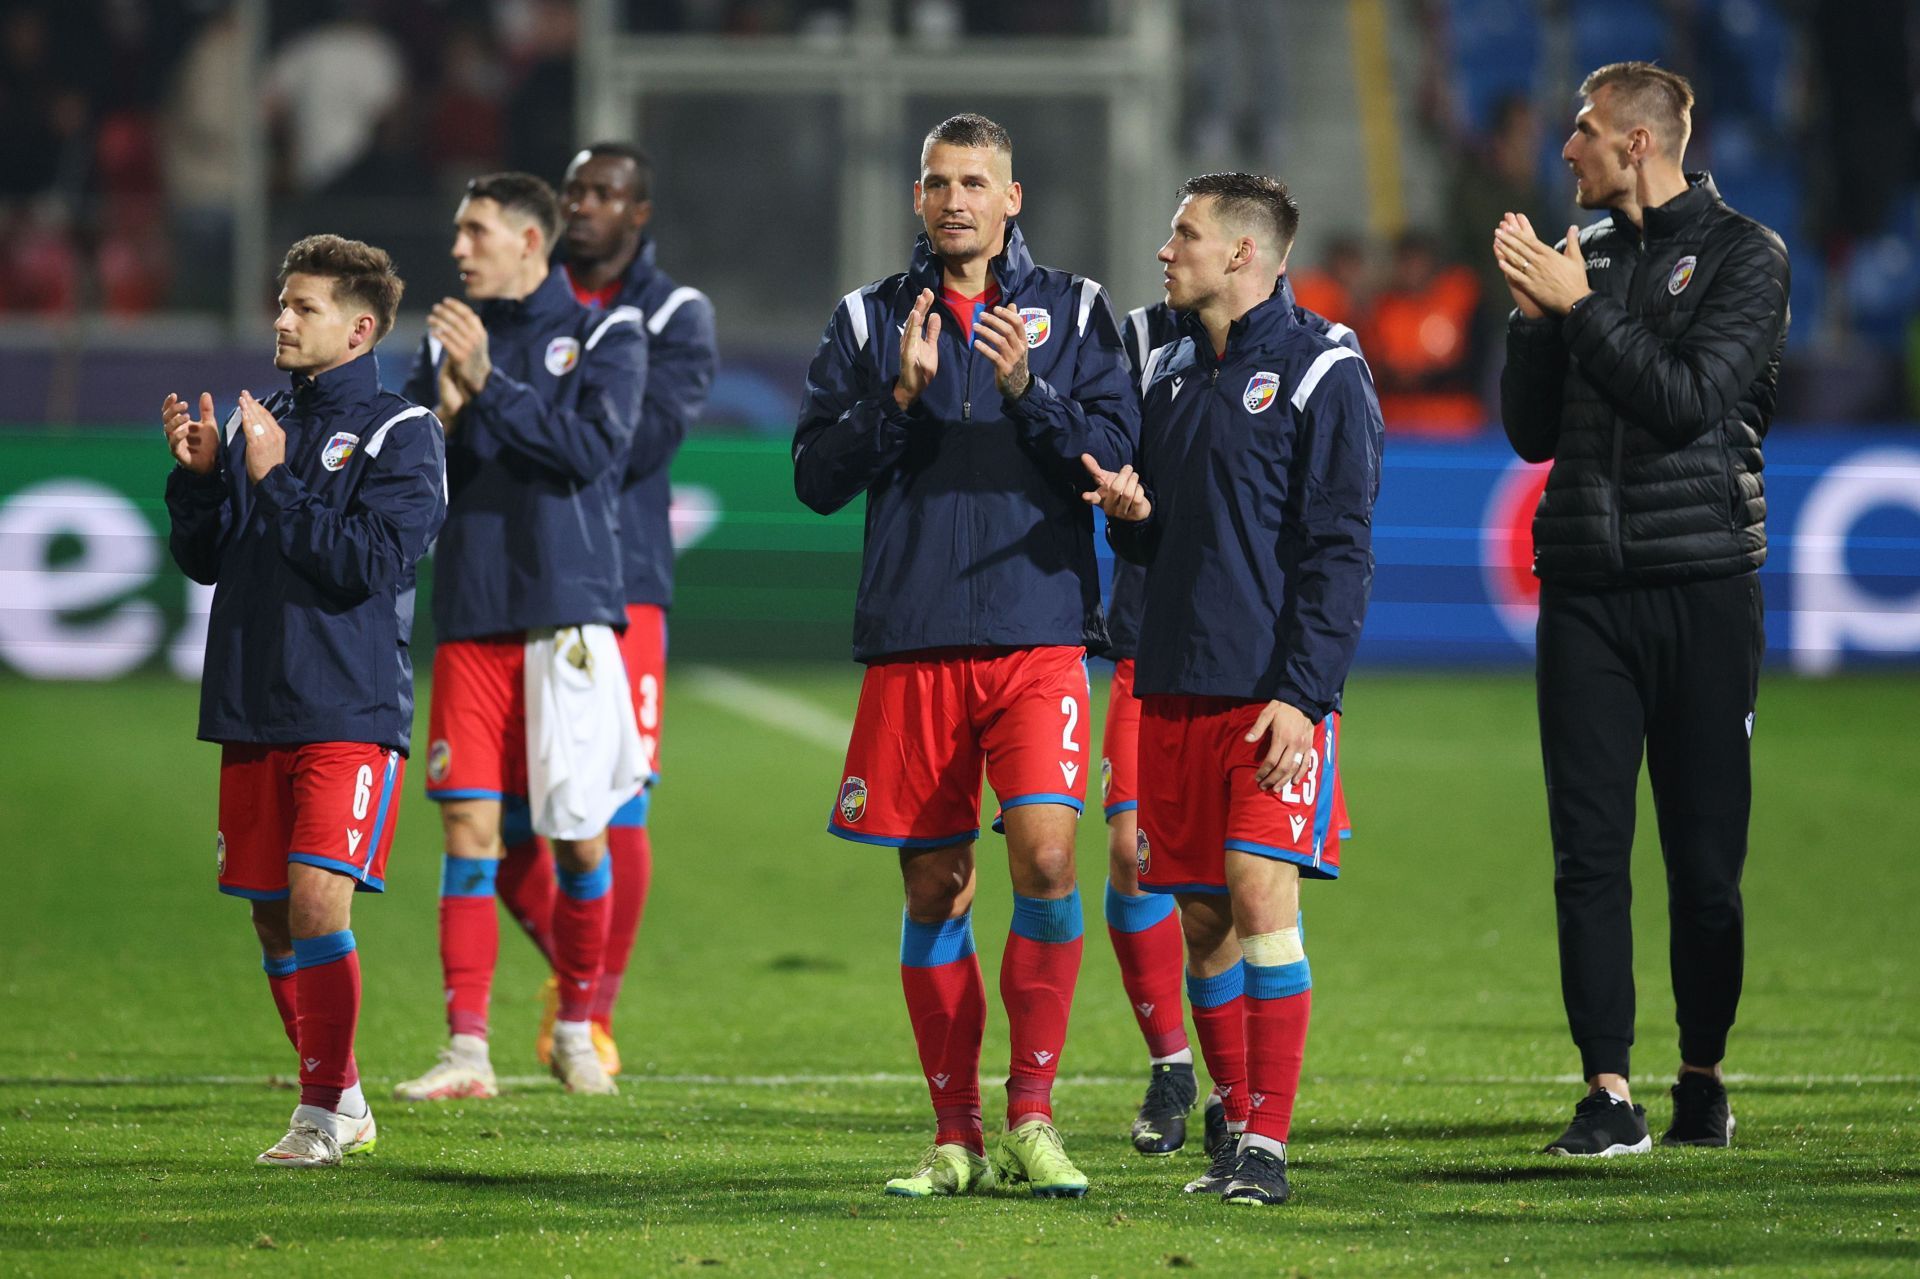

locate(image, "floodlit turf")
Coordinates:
1 667 1915 1277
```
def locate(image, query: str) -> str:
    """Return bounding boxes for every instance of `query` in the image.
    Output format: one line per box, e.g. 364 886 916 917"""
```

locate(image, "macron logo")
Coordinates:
304 1057 321 1071
1250 1091 1266 1109
1288 815 1307 841
1060 761 1080 787
1136 1002 1155 1017
1170 376 1185 400
346 829 364 856
930 1073 951 1090
1032 1050 1055 1066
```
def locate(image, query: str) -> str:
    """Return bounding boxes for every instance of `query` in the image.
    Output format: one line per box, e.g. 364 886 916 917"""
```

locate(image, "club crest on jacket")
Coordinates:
545 336 581 376
1667 255 1697 296
320 431 360 472
1020 307 1051 348
1244 371 1280 414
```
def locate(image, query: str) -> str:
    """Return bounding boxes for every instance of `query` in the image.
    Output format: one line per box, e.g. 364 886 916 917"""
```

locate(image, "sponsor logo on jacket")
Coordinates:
1244 371 1280 414
320 431 360 472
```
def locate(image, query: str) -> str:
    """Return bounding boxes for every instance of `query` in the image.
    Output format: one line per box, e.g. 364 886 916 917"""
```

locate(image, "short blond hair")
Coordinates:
1581 61 1694 159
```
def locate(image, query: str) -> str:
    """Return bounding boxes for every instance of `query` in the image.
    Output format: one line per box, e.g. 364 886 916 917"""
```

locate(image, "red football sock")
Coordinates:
293 940 360 1112
1108 912 1189 1058
1001 918 1083 1126
496 837 557 964
901 936 987 1155
552 857 612 1024
264 960 299 1053
1190 994 1250 1123
440 888 498 1040
593 826 653 1029
1245 989 1311 1143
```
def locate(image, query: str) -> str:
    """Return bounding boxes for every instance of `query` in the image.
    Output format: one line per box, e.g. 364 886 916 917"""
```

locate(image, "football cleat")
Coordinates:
1544 1091 1651 1157
336 1104 378 1156
993 1119 1089 1198
535 975 560 1068
550 1026 619 1095
256 1105 343 1168
1222 1145 1292 1206
1184 1134 1240 1194
393 1039 499 1102
884 1142 995 1197
591 1022 622 1077
1130 1060 1198 1155
1662 1074 1736 1147
1201 1094 1231 1158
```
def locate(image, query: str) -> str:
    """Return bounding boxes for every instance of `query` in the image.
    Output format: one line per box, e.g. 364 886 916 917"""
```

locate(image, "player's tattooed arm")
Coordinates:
428 298 493 396
972 304 1032 400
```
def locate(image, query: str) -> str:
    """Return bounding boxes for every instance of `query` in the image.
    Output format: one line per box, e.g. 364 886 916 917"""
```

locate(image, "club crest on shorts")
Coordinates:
320 431 360 472
838 776 868 825
545 336 581 377
427 739 451 785
1243 371 1280 414
1667 255 1698 296
1135 829 1150 876
1020 307 1051 348
1100 756 1113 803
215 829 227 875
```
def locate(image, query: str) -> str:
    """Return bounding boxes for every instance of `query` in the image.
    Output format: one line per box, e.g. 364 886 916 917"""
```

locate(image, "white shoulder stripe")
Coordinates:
1076 278 1103 335
1125 306 1150 373
1326 322 1352 344
840 289 869 351
1139 341 1173 397
648 286 706 335
223 406 244 444
1290 347 1361 412
586 305 644 351
365 405 433 458
427 334 444 367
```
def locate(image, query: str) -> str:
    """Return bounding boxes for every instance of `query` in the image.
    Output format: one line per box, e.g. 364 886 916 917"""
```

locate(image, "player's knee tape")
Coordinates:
1104 881 1175 932
1011 889 1084 943
291 929 356 970
900 910 976 967
440 854 499 898
555 858 613 902
1185 960 1246 1008
1241 927 1310 999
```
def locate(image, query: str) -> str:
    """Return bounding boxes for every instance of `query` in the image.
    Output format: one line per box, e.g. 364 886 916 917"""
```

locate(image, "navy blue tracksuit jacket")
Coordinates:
1109 284 1384 719
793 223 1138 661
166 353 447 752
405 268 648 641
561 239 718 609
1108 280 1368 665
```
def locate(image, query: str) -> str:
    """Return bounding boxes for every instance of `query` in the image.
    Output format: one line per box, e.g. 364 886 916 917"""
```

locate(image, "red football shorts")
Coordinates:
425 635 526 802
1136 696 1350 893
829 646 1091 848
618 603 667 777
1100 658 1142 821
218 742 406 898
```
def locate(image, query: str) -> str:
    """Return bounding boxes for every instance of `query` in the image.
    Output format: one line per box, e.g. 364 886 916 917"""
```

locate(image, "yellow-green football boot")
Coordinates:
884 1142 996 1197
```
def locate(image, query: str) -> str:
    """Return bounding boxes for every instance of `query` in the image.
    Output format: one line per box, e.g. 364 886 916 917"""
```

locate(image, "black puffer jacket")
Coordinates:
1501 173 1790 587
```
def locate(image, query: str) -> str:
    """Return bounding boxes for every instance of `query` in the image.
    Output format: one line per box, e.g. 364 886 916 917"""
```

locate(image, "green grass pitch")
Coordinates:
1 666 1915 1277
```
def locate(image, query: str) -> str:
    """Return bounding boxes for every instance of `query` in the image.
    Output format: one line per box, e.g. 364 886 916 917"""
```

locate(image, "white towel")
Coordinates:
524 624 650 840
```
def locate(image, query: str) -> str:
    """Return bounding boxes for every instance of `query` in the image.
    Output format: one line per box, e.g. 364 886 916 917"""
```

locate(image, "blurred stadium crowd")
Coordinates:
1 0 1916 423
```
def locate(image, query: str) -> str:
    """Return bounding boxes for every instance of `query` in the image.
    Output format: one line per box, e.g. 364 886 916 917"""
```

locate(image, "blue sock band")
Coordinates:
1011 889 1084 943
556 858 613 902
1186 961 1246 1008
440 854 498 899
500 798 535 848
1245 957 1312 1000
900 911 976 968
1104 881 1176 933
291 929 356 970
261 951 297 979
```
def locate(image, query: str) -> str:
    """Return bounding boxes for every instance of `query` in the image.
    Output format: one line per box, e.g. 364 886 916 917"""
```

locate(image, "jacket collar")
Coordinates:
1639 171 1720 243
289 350 382 412
557 236 659 300
1178 278 1302 368
477 265 577 327
906 220 1037 299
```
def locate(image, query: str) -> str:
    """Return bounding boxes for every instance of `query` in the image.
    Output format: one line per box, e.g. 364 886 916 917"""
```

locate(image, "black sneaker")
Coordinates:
1183 1134 1240 1194
1544 1091 1652 1157
1662 1073 1735 1147
1130 1061 1198 1155
1221 1145 1292 1206
1201 1094 1230 1157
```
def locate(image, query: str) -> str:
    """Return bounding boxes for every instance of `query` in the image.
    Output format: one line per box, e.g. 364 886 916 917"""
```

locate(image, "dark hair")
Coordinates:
578 140 654 202
464 171 562 245
1579 61 1694 157
277 234 404 342
920 113 1013 169
1178 172 1301 258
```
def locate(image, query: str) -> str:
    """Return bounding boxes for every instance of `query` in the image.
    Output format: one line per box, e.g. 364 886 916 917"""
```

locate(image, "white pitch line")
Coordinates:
3 1072 1915 1089
678 664 852 753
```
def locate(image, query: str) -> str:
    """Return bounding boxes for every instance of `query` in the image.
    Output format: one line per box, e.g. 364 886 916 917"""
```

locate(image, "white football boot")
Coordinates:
256 1105 343 1167
392 1035 499 1101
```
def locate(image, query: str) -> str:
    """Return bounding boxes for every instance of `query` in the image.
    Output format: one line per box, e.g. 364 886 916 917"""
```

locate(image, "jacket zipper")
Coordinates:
1610 242 1640 574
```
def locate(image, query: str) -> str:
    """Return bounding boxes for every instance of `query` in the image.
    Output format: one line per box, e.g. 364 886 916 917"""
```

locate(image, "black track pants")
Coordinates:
1535 573 1763 1080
